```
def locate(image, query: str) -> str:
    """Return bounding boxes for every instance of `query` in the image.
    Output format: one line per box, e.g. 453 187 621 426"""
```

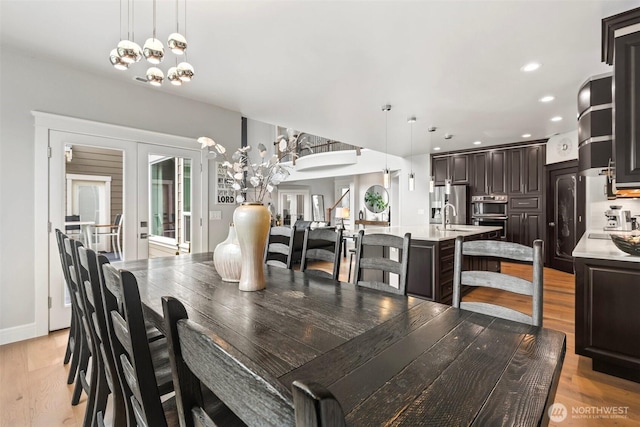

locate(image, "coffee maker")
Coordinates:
604 205 633 231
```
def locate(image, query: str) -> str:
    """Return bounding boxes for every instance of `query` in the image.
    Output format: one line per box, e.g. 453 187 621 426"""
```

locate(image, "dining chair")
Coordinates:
54 230 80 378
101 263 177 427
264 225 297 269
452 236 544 327
93 213 123 259
63 238 98 419
352 231 412 295
77 247 126 427
163 296 348 427
300 228 343 280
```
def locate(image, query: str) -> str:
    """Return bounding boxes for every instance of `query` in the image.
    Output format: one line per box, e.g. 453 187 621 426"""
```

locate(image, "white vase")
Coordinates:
213 224 242 282
233 202 271 292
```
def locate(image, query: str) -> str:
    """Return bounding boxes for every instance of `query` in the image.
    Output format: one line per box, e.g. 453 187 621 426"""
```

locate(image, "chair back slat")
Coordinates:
453 236 544 327
353 231 411 295
264 225 296 269
300 228 342 280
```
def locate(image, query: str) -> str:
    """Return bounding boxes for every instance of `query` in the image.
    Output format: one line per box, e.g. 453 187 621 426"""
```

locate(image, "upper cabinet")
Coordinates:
602 7 640 188
433 154 469 185
577 74 613 173
614 31 640 187
470 151 506 196
507 146 544 196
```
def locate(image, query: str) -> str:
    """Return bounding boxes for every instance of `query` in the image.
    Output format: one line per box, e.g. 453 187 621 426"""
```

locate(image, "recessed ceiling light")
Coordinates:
539 95 555 103
444 134 453 140
522 133 532 138
521 62 541 72
434 147 441 151
473 141 482 145
551 116 563 122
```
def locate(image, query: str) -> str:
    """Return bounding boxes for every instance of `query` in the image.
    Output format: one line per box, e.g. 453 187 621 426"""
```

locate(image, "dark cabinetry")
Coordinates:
433 155 469 185
614 31 640 186
507 146 544 195
507 212 544 247
575 257 640 382
469 151 505 196
577 74 613 173
407 231 501 304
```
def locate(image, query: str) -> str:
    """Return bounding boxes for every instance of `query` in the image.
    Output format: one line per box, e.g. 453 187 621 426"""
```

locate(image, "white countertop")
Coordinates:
573 230 640 263
353 224 503 242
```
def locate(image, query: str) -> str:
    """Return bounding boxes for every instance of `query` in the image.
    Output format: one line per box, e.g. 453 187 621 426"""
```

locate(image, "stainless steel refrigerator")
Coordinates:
429 185 468 225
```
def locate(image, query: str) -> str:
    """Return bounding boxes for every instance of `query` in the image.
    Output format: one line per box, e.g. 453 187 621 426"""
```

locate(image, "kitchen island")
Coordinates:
361 225 502 304
573 231 640 383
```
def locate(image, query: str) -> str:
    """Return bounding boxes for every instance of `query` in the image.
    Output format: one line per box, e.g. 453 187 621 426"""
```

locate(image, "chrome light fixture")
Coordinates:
382 104 391 189
146 67 164 86
167 0 187 55
143 0 164 65
109 0 193 86
115 0 142 64
408 116 416 191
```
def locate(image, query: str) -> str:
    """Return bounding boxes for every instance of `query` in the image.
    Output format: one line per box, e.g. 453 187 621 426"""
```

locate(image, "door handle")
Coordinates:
548 222 555 227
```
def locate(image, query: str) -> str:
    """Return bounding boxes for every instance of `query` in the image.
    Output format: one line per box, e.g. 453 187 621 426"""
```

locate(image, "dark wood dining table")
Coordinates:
116 252 566 426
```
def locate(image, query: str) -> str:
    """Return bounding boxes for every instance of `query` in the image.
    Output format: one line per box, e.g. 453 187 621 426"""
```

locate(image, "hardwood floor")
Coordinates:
2 260 639 426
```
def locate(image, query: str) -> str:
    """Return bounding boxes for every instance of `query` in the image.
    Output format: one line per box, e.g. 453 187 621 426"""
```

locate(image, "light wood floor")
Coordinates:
2 261 639 427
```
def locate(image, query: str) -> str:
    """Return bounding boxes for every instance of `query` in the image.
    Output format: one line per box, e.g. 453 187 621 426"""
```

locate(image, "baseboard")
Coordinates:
0 322 40 345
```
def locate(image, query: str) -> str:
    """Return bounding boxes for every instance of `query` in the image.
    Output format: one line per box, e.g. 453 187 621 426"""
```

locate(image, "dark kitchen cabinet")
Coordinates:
577 74 613 173
432 154 469 185
507 212 544 246
575 257 640 382
433 157 449 185
614 31 640 186
469 151 505 196
508 145 544 196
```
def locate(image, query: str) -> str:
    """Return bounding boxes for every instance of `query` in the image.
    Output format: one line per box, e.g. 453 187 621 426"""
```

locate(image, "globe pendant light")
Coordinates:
382 104 391 189
109 48 129 70
167 0 187 55
408 116 416 191
146 67 164 86
116 0 142 64
177 61 194 81
168 60 182 86
143 0 165 64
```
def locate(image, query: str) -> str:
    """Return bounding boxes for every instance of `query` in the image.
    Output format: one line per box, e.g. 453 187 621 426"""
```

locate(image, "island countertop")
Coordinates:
357 224 503 242
573 230 640 263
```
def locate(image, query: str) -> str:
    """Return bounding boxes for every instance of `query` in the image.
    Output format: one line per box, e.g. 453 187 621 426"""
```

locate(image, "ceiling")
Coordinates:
1 0 637 157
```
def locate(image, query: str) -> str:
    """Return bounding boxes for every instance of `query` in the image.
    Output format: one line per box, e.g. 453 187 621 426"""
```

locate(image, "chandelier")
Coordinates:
109 0 194 87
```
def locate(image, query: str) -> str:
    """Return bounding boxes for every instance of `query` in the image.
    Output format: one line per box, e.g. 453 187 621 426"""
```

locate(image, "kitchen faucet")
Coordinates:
443 203 457 230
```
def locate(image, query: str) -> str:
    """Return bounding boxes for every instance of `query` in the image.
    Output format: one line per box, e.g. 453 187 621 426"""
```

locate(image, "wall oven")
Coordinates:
471 195 508 239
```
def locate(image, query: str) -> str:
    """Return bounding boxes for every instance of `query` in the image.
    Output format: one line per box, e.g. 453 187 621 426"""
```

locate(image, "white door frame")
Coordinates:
34 111 209 334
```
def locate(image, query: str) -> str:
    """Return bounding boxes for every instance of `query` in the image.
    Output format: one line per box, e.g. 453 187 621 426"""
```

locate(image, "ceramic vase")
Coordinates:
233 202 271 292
213 223 242 282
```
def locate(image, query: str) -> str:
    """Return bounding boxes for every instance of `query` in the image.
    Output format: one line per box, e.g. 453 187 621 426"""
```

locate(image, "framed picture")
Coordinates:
215 162 236 204
311 194 325 221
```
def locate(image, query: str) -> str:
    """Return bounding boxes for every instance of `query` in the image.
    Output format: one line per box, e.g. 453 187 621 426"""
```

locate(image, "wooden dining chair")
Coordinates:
54 229 82 385
101 264 177 427
300 228 343 280
164 296 348 427
63 238 99 420
264 225 297 269
352 231 412 295
77 247 127 427
452 236 544 327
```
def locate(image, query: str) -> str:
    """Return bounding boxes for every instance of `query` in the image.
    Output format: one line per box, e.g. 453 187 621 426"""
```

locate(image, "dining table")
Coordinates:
116 252 566 426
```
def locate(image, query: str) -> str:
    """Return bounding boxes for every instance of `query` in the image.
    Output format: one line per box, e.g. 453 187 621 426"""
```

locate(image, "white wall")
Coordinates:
0 46 241 342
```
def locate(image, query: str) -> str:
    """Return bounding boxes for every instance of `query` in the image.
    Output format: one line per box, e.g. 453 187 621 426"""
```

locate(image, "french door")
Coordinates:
48 132 206 330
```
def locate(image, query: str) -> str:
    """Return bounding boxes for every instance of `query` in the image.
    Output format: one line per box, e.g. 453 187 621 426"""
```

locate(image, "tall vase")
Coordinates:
233 202 271 292
213 223 242 282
